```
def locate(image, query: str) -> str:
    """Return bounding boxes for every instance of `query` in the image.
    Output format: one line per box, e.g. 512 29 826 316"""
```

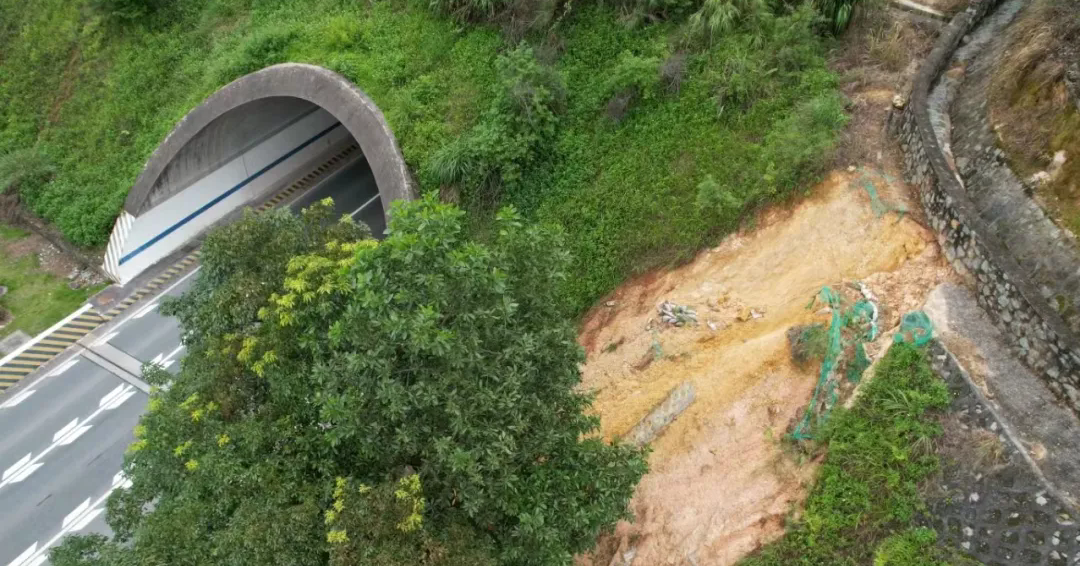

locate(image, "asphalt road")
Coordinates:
0 358 144 566
0 151 382 565
288 155 385 237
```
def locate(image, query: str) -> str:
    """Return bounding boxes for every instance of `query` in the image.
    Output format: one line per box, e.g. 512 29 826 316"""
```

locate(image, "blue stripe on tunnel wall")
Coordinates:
118 122 343 266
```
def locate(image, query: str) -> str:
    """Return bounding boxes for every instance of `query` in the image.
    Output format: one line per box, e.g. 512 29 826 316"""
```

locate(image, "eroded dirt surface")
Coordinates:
579 170 956 566
2 229 79 278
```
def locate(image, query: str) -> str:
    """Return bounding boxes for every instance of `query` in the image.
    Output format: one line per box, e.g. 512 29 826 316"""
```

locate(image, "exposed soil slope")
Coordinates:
578 170 955 565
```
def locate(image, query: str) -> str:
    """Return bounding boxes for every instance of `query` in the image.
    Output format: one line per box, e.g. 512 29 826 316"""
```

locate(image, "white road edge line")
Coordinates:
0 384 136 490
0 389 35 409
93 331 119 347
130 301 159 320
348 194 381 219
0 304 93 368
9 473 130 566
46 357 80 378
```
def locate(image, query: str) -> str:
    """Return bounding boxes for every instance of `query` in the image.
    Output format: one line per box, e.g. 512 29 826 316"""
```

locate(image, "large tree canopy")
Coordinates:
52 197 646 566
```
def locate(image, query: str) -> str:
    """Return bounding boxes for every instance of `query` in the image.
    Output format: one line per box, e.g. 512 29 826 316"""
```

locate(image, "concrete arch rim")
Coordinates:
124 62 415 216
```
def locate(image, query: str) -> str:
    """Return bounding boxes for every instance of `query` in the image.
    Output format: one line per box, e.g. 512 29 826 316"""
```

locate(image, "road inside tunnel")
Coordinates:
287 154 386 237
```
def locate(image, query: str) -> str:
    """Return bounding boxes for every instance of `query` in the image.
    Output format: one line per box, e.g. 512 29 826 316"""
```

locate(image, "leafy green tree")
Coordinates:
52 197 646 566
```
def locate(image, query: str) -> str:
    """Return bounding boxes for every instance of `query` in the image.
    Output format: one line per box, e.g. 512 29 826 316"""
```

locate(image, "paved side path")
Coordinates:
922 283 1080 565
0 308 106 394
925 283 1080 503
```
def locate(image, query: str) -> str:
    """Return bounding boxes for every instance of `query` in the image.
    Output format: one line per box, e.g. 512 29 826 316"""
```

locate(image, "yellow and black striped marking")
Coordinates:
256 143 359 213
101 249 203 321
0 310 107 392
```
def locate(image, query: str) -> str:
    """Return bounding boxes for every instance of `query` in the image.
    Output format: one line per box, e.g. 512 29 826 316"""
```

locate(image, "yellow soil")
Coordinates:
578 170 955 566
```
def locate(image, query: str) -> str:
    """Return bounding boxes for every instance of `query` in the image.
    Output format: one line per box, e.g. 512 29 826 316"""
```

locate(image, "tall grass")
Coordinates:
0 224 104 339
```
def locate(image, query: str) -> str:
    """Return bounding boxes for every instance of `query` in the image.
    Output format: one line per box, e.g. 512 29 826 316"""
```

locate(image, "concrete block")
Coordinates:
0 330 31 356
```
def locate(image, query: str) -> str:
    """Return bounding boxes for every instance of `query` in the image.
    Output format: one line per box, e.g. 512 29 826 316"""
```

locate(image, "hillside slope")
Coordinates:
0 0 844 310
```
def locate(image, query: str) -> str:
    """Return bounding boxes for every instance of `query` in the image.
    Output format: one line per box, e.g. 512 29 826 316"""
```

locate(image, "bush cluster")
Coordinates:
0 149 53 196
426 45 565 205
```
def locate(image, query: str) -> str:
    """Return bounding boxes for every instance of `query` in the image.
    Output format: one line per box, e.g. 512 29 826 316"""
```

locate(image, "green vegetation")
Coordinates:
741 343 973 566
990 0 1080 234
0 148 55 198
51 198 647 566
516 5 846 307
0 223 101 340
872 528 972 566
0 0 846 311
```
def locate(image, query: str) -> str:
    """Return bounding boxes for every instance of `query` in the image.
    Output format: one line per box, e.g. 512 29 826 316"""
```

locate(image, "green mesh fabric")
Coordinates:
792 285 881 440
894 311 934 346
854 166 908 219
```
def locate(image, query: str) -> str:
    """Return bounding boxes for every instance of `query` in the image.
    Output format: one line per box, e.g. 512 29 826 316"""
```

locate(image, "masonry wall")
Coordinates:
890 0 1080 411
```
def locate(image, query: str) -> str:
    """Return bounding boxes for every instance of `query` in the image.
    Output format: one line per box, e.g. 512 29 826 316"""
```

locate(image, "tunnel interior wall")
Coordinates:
106 106 350 283
142 97 319 213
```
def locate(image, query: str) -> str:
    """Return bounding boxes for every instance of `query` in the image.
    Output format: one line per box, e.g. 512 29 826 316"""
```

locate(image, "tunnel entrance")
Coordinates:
103 64 412 284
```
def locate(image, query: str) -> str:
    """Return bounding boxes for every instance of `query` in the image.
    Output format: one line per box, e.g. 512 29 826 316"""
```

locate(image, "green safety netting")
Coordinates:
894 310 934 346
789 171 925 440
792 285 880 440
792 297 935 440
854 166 908 219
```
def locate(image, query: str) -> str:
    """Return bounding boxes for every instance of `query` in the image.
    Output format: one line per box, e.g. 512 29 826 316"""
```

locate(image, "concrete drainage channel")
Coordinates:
923 336 1080 566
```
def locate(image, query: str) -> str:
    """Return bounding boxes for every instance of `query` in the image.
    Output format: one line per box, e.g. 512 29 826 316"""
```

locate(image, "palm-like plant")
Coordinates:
685 0 768 44
815 0 858 33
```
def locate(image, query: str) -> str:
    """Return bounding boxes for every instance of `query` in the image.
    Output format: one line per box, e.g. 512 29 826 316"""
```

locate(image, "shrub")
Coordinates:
695 174 743 223
755 91 847 198
706 3 826 113
0 148 54 197
427 44 564 203
430 0 514 23
659 52 688 93
684 0 769 45
213 27 300 84
602 51 663 121
786 323 829 367
91 0 170 23
428 0 562 37
871 528 977 566
619 0 696 27
815 0 860 34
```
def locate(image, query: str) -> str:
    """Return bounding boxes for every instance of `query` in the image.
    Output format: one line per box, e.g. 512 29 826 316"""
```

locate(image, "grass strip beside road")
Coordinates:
0 223 101 340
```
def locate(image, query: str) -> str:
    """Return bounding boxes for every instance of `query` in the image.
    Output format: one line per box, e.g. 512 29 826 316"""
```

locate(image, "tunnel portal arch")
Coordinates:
104 63 414 283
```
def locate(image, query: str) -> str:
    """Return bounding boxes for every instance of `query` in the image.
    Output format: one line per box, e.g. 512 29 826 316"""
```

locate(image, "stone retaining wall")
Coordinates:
890 0 1080 412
